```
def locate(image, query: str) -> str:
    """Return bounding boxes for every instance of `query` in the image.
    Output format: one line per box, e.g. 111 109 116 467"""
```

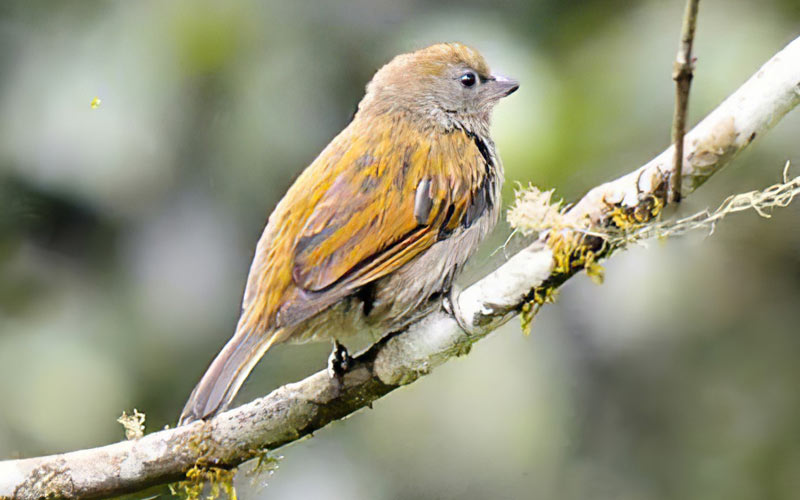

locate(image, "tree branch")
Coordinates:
2 35 800 500
670 0 701 202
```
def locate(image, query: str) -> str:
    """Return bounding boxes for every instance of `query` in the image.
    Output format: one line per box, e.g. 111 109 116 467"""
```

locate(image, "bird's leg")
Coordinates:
327 339 353 379
443 285 478 336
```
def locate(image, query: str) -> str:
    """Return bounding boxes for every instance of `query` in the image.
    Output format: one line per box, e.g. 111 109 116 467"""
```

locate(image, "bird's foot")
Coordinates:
443 286 478 336
327 340 353 379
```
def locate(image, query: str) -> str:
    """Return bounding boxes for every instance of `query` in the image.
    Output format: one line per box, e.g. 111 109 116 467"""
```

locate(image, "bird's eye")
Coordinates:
460 72 477 88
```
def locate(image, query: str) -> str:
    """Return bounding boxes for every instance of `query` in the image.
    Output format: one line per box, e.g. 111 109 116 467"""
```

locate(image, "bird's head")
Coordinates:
359 43 519 134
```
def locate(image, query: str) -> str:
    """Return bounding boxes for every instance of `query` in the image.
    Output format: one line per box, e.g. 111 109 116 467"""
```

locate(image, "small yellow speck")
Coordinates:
90 96 102 109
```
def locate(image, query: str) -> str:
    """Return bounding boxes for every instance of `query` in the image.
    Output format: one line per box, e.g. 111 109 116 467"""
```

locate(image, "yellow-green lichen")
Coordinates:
170 465 238 500
170 424 288 499
508 163 800 336
170 423 239 500
607 192 664 230
519 286 559 335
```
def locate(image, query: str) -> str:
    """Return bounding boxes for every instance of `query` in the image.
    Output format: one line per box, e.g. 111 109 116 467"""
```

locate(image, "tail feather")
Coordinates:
179 329 281 425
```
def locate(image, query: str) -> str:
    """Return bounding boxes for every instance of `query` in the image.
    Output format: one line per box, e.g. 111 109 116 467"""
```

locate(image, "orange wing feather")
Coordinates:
238 114 488 337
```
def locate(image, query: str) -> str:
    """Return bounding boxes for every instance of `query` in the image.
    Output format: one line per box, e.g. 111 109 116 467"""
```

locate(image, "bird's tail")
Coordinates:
178 327 281 425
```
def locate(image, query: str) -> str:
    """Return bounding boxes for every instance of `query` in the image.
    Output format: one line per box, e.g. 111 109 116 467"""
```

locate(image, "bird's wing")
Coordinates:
292 128 488 295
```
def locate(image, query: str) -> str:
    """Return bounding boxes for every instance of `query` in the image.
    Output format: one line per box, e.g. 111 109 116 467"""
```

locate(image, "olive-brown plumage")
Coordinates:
179 43 518 424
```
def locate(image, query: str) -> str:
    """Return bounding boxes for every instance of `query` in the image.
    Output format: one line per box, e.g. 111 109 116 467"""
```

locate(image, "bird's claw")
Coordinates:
327 340 353 379
443 286 477 336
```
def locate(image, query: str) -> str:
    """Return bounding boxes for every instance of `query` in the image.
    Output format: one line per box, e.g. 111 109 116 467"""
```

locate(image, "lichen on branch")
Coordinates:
508 162 800 332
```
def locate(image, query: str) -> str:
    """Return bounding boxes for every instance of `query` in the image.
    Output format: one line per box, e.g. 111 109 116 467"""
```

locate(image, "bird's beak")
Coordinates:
487 74 519 98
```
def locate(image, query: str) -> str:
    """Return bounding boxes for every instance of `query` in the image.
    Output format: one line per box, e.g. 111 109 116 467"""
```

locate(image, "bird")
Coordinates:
179 42 519 425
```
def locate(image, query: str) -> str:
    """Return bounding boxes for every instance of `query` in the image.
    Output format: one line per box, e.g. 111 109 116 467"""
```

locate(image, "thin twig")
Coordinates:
670 0 701 203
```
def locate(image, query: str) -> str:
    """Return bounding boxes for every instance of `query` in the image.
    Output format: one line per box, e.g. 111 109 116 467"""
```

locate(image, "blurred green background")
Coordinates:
2 0 800 498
